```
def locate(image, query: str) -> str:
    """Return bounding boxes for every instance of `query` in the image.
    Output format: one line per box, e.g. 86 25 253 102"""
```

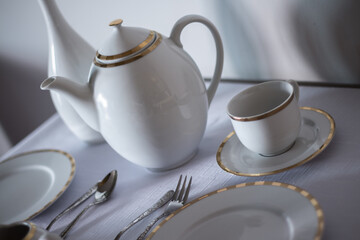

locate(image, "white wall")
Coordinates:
1 0 359 147
1 0 359 82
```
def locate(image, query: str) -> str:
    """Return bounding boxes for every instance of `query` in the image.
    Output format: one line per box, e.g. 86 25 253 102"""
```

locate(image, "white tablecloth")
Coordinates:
1 81 360 239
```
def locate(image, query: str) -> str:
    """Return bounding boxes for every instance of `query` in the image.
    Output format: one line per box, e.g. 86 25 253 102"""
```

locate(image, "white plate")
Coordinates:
149 181 324 240
0 149 75 224
216 107 335 176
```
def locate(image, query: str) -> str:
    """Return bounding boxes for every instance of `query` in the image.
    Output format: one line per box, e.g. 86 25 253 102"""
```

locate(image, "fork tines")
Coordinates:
173 175 192 203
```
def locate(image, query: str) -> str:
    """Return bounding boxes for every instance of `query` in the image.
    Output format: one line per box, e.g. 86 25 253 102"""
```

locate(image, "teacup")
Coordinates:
227 80 301 156
0 221 61 240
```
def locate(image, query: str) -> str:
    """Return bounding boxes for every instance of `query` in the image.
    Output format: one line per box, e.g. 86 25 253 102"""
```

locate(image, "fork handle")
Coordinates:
137 212 168 240
114 190 174 240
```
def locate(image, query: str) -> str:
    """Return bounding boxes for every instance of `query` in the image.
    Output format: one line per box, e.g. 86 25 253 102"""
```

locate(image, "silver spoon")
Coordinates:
46 175 106 230
59 170 118 239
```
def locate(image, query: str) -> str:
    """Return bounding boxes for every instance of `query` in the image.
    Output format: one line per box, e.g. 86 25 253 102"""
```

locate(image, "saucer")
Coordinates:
0 149 75 224
217 107 335 176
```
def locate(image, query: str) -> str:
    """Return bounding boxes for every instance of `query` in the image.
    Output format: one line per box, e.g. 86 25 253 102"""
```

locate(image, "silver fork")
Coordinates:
137 175 192 240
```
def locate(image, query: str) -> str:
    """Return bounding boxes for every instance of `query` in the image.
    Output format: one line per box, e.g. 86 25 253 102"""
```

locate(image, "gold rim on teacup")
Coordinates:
228 91 295 122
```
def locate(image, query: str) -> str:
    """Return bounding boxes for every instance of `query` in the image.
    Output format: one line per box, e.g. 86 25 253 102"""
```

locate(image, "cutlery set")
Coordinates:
46 173 192 239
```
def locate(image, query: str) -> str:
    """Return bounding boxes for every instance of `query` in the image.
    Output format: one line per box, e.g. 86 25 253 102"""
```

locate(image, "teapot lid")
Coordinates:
94 19 162 68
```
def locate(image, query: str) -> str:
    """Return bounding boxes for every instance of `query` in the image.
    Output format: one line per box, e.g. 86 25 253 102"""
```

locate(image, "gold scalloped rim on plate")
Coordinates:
216 107 335 177
148 181 324 240
0 149 76 221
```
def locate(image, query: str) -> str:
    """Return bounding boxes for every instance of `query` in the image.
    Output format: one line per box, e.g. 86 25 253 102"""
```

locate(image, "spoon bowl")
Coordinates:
60 170 118 238
95 170 117 202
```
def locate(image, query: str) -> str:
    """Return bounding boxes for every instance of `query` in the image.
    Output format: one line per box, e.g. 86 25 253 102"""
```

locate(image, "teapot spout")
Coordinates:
41 76 99 131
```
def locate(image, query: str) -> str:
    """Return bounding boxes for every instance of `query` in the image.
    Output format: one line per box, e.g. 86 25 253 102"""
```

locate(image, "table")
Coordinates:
1 81 360 239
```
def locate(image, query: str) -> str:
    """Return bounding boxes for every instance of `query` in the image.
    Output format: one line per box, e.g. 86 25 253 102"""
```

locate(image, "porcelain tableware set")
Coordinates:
0 0 337 239
37 0 334 174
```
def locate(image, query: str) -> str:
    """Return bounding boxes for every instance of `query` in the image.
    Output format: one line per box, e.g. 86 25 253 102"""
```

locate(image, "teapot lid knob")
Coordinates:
109 19 123 27
95 18 162 67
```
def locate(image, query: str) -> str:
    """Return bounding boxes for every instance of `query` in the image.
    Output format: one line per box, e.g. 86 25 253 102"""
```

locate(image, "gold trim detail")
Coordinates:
0 149 76 221
217 107 335 177
96 31 156 60
24 222 36 240
229 92 295 122
148 181 324 240
94 32 162 68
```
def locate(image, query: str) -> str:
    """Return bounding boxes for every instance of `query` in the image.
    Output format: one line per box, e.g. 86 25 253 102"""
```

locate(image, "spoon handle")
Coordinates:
59 202 96 239
46 183 98 230
114 190 174 240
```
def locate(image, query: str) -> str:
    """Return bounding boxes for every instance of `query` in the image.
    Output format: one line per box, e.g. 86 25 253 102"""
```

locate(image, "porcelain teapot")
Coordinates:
41 15 224 170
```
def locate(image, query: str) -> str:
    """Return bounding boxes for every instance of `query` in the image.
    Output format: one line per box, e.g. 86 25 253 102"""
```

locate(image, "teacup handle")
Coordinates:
286 79 300 101
170 15 224 106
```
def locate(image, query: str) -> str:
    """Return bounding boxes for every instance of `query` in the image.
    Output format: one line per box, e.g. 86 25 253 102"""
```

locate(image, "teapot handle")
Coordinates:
170 15 224 106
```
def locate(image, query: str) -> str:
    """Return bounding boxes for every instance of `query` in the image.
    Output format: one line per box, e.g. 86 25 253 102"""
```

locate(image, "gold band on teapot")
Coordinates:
94 32 162 68
96 31 156 61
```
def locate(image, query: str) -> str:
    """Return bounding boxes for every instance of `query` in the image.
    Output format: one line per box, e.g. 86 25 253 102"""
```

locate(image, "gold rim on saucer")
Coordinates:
216 107 335 177
148 181 324 240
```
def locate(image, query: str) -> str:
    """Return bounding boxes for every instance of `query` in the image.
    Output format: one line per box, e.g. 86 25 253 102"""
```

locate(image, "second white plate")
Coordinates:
149 181 324 240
